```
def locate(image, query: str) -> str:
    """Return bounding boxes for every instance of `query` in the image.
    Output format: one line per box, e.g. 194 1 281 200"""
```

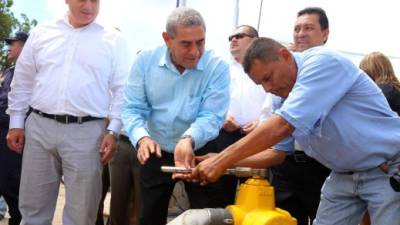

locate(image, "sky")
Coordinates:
11 0 400 74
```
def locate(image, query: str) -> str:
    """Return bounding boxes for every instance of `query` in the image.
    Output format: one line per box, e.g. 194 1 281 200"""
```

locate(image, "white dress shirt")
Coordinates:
228 60 272 127
8 16 129 132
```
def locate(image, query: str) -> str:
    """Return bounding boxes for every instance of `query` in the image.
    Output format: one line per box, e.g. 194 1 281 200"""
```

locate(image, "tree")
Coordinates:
0 0 37 71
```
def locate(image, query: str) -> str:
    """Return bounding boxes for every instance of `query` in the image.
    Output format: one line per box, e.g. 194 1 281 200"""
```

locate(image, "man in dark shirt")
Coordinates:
0 31 28 225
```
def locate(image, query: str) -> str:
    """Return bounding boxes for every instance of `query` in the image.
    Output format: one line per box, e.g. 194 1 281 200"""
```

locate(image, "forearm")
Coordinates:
209 115 294 170
184 115 222 150
234 148 286 168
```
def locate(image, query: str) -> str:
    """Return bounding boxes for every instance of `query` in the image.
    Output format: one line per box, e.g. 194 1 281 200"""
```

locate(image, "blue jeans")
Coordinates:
314 158 400 225
0 196 6 215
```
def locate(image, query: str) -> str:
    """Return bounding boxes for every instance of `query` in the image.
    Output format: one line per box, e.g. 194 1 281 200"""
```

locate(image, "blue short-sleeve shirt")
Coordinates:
274 47 400 172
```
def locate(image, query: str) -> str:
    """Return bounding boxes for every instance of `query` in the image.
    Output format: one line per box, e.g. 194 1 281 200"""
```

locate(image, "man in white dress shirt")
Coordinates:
215 25 272 205
6 0 129 224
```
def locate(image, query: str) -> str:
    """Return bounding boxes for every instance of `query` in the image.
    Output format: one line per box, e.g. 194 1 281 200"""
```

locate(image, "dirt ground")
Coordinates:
0 184 111 225
0 181 188 225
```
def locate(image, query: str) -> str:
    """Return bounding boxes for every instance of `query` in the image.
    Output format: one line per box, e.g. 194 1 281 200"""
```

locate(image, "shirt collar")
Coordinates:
158 46 206 72
58 13 103 30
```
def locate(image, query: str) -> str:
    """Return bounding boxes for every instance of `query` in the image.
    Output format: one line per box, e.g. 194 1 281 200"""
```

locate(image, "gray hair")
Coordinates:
243 37 284 74
166 7 206 38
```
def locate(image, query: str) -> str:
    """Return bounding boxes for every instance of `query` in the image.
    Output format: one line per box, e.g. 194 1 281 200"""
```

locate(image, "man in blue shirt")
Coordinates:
0 31 27 225
271 7 331 225
191 37 400 225
122 7 230 225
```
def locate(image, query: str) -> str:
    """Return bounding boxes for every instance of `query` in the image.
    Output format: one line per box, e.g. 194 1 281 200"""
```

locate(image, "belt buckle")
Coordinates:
294 152 308 163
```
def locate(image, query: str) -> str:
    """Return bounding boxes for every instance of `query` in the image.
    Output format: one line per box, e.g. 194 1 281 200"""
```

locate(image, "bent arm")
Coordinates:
209 114 294 171
234 148 286 168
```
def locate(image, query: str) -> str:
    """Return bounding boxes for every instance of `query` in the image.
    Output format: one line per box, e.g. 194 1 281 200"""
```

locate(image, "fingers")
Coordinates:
137 146 150 165
185 153 195 168
223 118 240 132
7 129 25 154
100 135 117 164
137 137 161 165
101 147 114 164
155 144 162 158
173 141 194 180
241 121 258 134
195 153 218 163
195 155 207 163
192 165 211 186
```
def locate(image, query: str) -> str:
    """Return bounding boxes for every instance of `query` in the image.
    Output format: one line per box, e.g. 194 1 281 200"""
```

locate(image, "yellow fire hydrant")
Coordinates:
227 176 297 225
163 166 297 225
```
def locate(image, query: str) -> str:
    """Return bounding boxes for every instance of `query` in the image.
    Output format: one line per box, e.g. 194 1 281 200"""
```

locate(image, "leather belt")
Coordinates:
32 108 103 124
287 150 311 163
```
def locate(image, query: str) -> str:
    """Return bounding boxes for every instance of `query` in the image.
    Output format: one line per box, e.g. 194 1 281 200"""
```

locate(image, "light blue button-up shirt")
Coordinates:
273 46 400 172
122 46 230 152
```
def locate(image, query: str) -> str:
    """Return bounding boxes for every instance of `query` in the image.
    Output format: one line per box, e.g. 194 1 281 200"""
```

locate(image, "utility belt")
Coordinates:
31 107 103 124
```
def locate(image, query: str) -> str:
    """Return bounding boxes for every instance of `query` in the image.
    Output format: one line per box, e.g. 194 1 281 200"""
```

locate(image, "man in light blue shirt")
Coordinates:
121 7 230 225
191 37 400 225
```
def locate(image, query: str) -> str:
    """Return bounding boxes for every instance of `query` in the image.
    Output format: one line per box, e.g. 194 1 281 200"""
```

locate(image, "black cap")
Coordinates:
4 31 29 45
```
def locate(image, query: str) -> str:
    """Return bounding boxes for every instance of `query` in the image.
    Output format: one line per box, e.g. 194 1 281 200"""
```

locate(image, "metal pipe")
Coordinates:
167 208 233 225
161 166 267 178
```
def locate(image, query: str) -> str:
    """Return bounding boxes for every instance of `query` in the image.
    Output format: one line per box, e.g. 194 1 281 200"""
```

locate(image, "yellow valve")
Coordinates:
227 177 297 225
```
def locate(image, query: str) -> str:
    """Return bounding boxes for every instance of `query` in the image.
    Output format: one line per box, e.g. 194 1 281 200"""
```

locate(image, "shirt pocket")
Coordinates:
179 96 202 122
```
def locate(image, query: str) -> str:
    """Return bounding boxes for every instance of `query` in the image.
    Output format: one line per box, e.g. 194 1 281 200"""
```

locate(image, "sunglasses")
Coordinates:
228 33 254 42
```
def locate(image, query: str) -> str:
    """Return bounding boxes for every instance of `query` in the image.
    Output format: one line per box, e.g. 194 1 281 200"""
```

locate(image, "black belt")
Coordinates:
32 108 103 124
337 163 390 175
287 150 311 163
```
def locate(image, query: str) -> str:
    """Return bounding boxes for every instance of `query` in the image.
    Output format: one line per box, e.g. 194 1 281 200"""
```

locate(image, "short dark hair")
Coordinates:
243 37 284 74
297 7 329 31
236 25 259 38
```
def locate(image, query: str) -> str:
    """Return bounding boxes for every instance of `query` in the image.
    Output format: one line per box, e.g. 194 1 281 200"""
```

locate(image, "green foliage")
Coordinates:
0 0 37 70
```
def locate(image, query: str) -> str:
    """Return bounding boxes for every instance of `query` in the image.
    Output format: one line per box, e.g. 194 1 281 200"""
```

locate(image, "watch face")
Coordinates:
181 135 194 148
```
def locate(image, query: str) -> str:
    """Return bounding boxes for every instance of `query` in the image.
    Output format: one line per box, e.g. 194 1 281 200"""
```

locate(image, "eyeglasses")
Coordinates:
228 33 254 42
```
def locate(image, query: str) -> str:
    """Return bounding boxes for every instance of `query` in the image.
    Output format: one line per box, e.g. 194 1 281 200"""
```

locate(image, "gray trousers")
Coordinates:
19 113 104 225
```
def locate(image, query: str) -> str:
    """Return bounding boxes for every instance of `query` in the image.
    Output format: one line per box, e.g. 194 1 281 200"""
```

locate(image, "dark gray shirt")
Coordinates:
0 66 14 124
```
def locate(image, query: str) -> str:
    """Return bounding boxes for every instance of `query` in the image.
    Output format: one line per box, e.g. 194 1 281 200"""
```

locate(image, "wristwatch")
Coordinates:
107 130 119 139
180 134 195 149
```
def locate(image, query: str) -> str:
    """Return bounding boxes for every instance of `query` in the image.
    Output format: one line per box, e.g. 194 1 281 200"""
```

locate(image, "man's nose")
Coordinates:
188 45 200 57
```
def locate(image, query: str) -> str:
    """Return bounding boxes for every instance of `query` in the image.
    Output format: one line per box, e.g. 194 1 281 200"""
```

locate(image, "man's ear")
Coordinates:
279 48 292 62
322 29 329 43
162 32 171 48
